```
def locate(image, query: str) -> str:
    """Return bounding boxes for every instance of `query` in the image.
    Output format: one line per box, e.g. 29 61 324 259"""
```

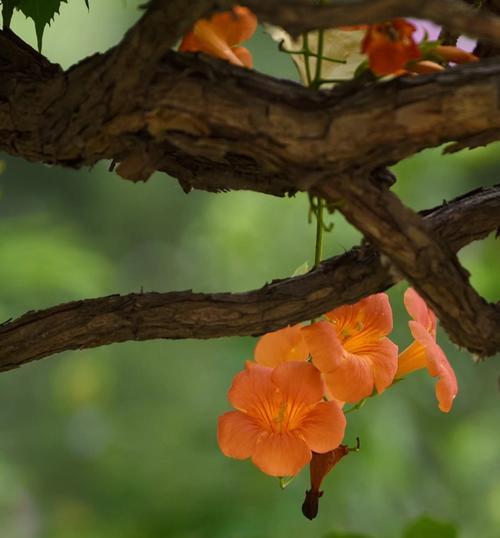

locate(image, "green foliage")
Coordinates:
324 532 370 538
1 0 16 27
402 516 458 538
0 0 89 50
16 0 67 50
0 216 113 310
0 15 498 538
324 516 458 538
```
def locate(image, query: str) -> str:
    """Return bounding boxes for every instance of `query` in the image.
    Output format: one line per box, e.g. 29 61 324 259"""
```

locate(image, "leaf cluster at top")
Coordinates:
1 0 89 51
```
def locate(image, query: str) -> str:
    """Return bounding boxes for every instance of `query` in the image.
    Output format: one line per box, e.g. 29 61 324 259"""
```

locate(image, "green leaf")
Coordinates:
16 0 67 51
1 0 18 29
84 0 89 8
402 516 458 538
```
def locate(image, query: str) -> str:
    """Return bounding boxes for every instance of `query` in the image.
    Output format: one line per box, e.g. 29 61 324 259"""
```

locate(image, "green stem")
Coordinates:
345 398 367 414
313 28 325 88
314 197 324 268
278 45 346 65
302 33 313 86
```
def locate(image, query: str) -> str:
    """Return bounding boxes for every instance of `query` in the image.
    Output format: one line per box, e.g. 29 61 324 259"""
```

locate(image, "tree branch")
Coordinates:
1 2 499 368
0 185 497 372
243 0 500 43
3 31 500 194
317 179 500 357
2 0 500 191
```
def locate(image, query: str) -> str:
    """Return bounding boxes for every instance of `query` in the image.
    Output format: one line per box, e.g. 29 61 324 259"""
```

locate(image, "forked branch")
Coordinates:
0 185 497 372
317 180 500 356
0 0 499 368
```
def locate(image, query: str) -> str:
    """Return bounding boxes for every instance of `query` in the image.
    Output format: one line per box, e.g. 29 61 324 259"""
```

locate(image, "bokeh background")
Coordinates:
0 3 499 537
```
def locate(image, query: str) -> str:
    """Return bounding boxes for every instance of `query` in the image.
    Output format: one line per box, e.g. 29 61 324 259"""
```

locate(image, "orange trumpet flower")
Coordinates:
362 19 421 76
179 6 257 68
218 361 346 477
396 288 458 413
254 324 309 367
302 293 398 403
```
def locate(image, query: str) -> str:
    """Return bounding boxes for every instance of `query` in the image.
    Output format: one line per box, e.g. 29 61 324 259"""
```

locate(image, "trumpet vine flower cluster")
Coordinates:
218 290 458 519
179 5 462 521
179 7 478 82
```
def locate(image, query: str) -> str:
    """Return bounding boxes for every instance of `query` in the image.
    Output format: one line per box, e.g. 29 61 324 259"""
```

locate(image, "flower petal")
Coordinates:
232 46 253 68
324 354 374 403
409 60 445 75
435 359 458 413
362 19 421 76
178 31 199 52
404 288 436 335
251 432 311 476
358 337 398 394
271 361 324 405
409 322 440 375
326 293 393 342
297 401 346 453
254 324 309 367
396 340 428 378
435 45 478 64
217 411 262 459
227 362 276 415
192 20 245 66
265 25 366 88
410 322 458 412
212 6 257 47
302 321 343 373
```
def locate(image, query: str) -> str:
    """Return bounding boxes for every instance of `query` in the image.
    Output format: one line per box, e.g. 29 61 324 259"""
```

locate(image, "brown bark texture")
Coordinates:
0 0 499 369
0 186 498 372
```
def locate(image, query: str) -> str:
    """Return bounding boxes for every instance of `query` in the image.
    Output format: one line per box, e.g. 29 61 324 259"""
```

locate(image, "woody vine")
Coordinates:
0 0 499 526
182 7 464 519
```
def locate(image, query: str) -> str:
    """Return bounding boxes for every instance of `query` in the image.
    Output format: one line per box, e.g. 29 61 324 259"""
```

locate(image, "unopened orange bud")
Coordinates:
434 45 479 64
409 60 445 75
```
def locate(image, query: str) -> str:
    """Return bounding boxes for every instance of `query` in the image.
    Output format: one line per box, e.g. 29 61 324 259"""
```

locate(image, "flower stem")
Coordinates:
302 32 313 86
313 18 325 88
314 197 325 268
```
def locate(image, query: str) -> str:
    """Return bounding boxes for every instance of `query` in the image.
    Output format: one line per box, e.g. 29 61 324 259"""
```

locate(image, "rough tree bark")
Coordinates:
0 185 498 372
0 0 498 368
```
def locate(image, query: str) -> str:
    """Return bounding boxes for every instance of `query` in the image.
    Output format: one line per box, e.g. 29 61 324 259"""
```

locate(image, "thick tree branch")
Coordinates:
0 185 497 372
317 180 500 357
3 32 500 194
242 0 500 42
1 2 499 367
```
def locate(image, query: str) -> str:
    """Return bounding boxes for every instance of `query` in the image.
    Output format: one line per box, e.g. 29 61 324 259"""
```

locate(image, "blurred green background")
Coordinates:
0 3 499 537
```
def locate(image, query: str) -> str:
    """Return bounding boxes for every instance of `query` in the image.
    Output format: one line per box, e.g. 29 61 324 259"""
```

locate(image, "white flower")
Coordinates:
265 25 367 87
